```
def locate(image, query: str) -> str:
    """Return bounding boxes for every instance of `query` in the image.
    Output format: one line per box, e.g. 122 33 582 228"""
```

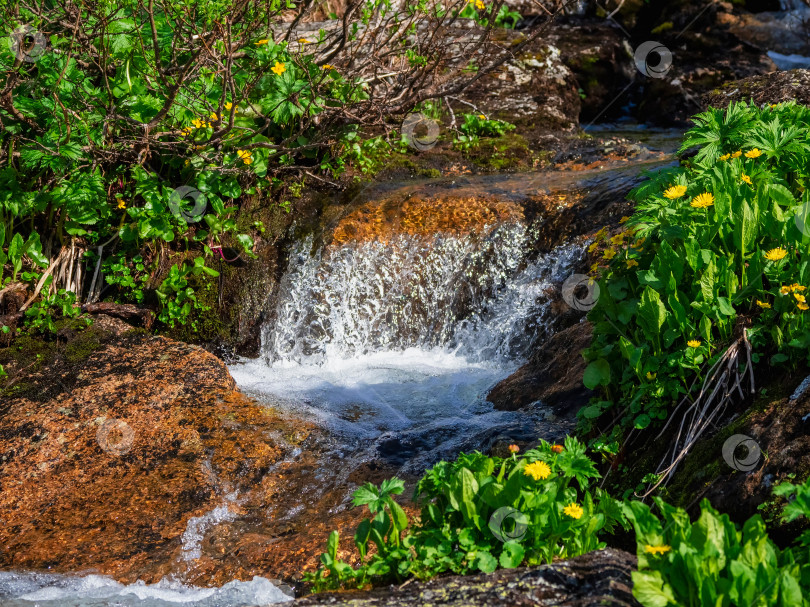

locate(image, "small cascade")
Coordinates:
232 215 584 472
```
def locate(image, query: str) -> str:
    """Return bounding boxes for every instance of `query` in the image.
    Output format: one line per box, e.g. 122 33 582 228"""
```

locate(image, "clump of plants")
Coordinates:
625 477 810 607
305 437 626 591
581 101 810 446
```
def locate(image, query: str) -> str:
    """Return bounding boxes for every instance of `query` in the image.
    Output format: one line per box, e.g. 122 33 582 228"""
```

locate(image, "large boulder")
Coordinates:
703 68 810 108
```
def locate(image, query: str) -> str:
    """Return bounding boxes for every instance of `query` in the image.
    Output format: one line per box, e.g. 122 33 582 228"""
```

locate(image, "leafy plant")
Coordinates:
624 479 810 607
581 101 810 441
305 437 625 591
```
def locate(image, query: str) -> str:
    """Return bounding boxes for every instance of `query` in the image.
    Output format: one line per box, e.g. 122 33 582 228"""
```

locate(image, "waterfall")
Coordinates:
262 224 583 365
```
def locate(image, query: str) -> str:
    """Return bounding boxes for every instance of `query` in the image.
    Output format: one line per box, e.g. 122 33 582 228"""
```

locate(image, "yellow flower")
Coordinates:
191 118 204 129
731 150 742 158
719 153 731 161
633 237 646 249
224 102 233 111
792 284 807 291
297 38 311 44
745 148 763 159
255 39 269 45
626 259 639 268
781 285 792 295
524 461 552 481
478 114 486 120
645 544 672 556
321 64 334 70
237 149 252 165
588 241 599 253
690 192 715 209
687 339 701 348
663 185 687 199
799 303 809 311
271 61 286 76
741 174 752 185
764 248 787 261
646 372 656 380
610 233 625 246
117 200 126 209
563 503 584 519
619 216 631 223
589 262 600 274
475 0 485 8
756 300 771 309
603 248 617 260
210 112 218 121
795 293 806 304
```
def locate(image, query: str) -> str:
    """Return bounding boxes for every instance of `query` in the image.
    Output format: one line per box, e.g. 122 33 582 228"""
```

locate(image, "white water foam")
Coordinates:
0 571 291 606
231 226 584 470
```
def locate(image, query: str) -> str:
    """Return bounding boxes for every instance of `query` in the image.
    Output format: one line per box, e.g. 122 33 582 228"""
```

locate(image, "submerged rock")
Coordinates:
289 548 640 606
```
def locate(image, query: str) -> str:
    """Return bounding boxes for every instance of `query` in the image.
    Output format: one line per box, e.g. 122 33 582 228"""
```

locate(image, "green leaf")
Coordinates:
498 541 525 568
630 570 676 607
638 286 667 336
474 550 498 573
583 359 611 390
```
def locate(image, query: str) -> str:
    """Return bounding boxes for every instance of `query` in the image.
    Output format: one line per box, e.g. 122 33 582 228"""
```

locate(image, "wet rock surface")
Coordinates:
703 67 810 108
288 548 640 606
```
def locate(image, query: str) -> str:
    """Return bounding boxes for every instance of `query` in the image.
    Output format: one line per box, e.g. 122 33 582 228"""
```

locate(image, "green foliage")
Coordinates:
305 437 625 591
625 478 810 607
23 287 85 334
454 113 516 151
582 101 810 439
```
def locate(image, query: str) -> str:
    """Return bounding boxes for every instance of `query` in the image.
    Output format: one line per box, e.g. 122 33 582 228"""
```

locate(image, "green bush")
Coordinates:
581 101 810 441
305 437 625 591
624 478 810 607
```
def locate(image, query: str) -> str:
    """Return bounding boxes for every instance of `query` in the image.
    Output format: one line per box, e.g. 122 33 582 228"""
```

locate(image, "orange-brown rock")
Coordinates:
0 329 318 583
330 194 524 246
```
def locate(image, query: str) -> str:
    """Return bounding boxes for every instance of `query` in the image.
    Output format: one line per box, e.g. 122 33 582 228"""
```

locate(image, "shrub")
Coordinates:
581 101 810 441
305 437 625 591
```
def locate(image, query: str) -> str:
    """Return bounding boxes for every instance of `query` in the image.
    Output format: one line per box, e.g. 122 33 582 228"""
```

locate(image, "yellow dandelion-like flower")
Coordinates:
731 150 742 158
255 39 269 46
603 248 617 260
589 262 600 274
619 216 631 223
210 112 219 121
633 237 645 249
764 248 787 261
756 300 771 309
719 153 731 161
298 38 311 44
646 372 656 380
321 64 335 70
741 174 752 185
663 185 687 199
795 293 806 304
478 114 486 120
224 102 233 111
237 149 253 165
626 259 639 268
524 460 552 481
117 200 127 209
588 241 599 253
745 148 763 159
799 303 809 311
782 286 792 295
690 192 715 209
271 61 286 75
793 284 807 291
475 0 485 8
610 233 625 246
191 118 204 129
687 339 701 348
563 503 584 520
645 545 672 556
